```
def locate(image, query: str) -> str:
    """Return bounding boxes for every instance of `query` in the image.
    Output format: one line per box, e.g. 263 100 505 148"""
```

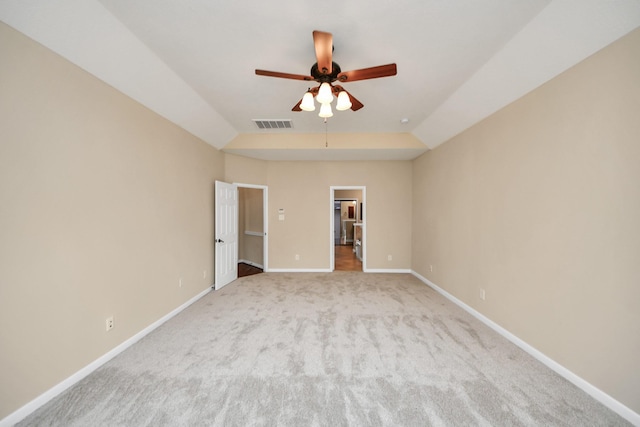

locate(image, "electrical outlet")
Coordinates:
430 265 433 272
480 288 486 301
106 316 114 331
179 277 182 287
295 254 300 261
387 254 392 261
203 270 207 279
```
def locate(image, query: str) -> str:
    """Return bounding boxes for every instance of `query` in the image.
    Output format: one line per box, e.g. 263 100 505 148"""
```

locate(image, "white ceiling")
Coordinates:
1 0 639 161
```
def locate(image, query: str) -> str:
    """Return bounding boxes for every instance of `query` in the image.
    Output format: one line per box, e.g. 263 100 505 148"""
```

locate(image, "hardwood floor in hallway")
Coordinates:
238 262 263 278
335 245 362 271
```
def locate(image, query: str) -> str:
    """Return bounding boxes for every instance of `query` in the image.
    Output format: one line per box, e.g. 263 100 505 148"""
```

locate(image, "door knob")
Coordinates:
216 238 224 243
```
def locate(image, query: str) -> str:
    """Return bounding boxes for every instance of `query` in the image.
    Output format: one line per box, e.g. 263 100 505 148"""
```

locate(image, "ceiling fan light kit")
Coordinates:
300 91 316 111
336 91 352 111
316 82 334 104
319 102 333 118
256 30 397 119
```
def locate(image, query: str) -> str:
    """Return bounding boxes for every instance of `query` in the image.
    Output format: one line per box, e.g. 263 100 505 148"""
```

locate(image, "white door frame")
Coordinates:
235 183 269 272
214 181 238 290
330 186 366 271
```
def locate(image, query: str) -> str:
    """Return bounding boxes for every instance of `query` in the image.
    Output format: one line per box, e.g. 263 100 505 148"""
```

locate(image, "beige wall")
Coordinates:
224 132 426 151
412 28 640 413
224 153 268 185
335 189 362 201
224 155 412 271
0 23 224 418
266 161 412 270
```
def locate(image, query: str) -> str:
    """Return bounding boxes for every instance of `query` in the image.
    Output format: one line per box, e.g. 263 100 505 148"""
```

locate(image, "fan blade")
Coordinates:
337 63 397 82
313 30 333 75
255 69 314 81
347 91 364 111
334 85 364 111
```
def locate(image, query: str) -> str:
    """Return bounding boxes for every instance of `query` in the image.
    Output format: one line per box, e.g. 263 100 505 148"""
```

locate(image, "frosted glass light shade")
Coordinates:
316 83 334 104
318 102 333 118
300 91 315 111
336 91 352 111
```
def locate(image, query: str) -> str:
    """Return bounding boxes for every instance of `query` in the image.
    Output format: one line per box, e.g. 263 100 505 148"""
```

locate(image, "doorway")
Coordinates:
237 184 268 277
331 187 365 271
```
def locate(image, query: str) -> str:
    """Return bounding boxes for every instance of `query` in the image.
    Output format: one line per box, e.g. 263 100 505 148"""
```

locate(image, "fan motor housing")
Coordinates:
311 61 342 82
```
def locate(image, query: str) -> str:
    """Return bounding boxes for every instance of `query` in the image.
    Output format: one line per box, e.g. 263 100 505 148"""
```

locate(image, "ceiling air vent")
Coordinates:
253 119 293 130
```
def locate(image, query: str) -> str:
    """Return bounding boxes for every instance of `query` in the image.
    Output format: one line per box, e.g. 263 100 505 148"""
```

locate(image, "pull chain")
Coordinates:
324 118 328 148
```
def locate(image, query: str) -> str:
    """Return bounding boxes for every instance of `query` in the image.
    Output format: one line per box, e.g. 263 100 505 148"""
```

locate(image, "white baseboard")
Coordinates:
265 268 411 274
0 286 212 427
364 268 412 273
238 259 264 270
411 271 640 426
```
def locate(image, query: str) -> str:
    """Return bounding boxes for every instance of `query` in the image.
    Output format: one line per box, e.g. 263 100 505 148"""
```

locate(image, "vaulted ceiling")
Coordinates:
2 1 639 160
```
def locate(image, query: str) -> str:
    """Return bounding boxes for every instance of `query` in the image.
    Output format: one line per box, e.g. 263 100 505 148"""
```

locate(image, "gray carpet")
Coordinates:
19 272 628 426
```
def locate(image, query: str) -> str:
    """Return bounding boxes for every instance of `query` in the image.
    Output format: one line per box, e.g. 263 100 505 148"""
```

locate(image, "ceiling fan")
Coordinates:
255 30 397 117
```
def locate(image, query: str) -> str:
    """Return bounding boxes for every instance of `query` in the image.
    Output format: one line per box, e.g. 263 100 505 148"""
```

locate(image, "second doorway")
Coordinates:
333 188 364 271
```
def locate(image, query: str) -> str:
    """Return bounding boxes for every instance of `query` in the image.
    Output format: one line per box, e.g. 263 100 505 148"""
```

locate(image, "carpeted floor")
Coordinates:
18 272 629 426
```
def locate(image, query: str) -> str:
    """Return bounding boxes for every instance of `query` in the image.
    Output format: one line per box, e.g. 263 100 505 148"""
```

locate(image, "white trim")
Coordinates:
411 271 640 426
238 259 264 270
0 287 212 427
365 268 412 273
267 268 332 273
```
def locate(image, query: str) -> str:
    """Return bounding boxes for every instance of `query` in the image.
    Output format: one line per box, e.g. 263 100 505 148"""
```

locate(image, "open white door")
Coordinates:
214 181 238 290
